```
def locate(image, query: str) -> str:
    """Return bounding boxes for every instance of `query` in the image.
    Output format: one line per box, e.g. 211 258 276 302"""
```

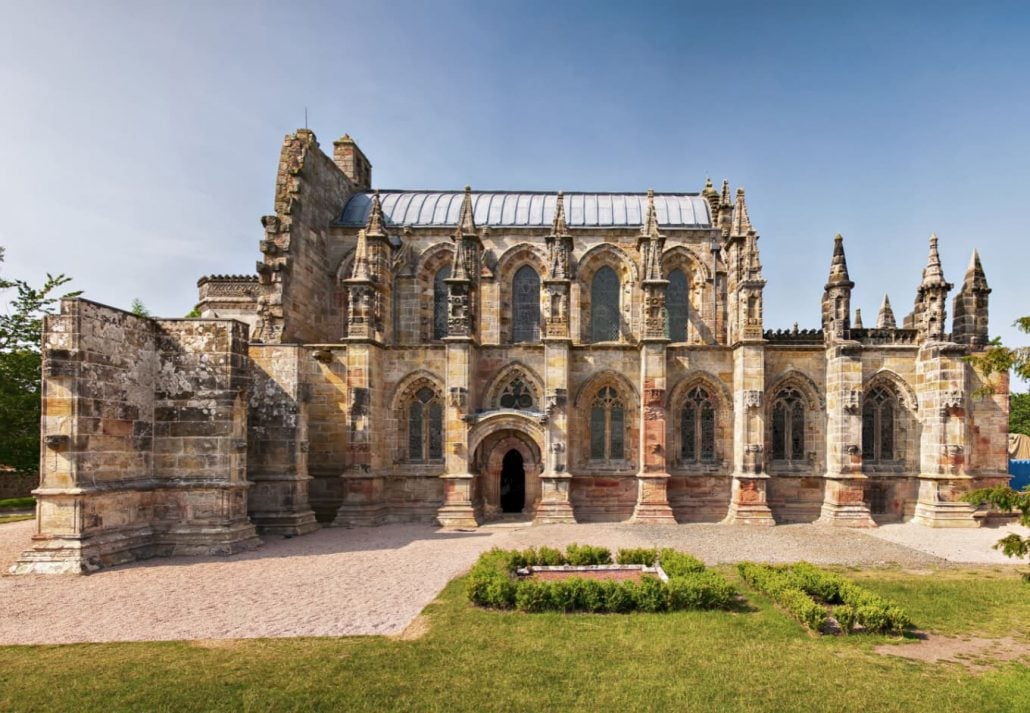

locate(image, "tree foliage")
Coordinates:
0 247 79 472
130 298 150 317
965 317 1030 396
1010 393 1030 437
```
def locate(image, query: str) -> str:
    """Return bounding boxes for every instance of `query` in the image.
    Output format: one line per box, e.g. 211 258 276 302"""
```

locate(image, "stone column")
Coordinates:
437 340 479 527
725 343 775 525
633 340 676 523
535 329 576 524
334 342 389 526
247 345 320 535
912 343 979 527
819 342 875 526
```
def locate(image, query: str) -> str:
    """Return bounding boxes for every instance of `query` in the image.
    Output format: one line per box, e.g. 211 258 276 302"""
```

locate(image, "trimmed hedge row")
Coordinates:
466 544 735 613
738 562 911 635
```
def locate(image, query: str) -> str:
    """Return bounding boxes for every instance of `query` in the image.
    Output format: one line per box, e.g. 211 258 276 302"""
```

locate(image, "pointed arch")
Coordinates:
766 369 824 410
577 243 640 344
661 245 711 282
667 371 733 471
391 370 445 464
483 361 544 412
573 369 639 408
495 244 546 344
865 369 919 411
416 243 455 343
666 370 733 409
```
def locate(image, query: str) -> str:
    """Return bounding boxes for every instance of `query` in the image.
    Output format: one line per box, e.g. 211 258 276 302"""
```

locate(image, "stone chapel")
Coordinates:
12 129 1010 573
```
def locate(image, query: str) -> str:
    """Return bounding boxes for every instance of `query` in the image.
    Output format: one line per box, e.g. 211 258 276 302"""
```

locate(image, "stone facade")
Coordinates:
12 130 1010 573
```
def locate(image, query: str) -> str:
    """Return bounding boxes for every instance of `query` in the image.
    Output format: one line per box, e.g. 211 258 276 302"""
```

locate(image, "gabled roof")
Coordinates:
337 191 712 229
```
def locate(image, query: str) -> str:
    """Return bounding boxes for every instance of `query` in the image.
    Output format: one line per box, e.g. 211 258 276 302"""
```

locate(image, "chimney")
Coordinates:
332 134 372 191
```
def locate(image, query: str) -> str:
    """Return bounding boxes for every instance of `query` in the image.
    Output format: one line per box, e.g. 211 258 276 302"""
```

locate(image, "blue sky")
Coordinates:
0 1 1027 384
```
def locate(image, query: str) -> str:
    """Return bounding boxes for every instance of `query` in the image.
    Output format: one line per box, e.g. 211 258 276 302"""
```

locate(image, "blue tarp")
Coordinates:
1010 460 1030 491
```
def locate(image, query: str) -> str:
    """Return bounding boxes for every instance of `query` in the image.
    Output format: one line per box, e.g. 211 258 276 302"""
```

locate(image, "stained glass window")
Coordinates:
511 265 540 343
681 386 716 463
771 387 805 463
862 385 898 463
590 386 625 461
590 266 620 342
667 269 688 341
499 374 535 409
433 265 451 340
408 386 443 462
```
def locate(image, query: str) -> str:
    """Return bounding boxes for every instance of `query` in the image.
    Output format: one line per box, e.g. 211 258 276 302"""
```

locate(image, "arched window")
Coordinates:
862 385 896 463
667 268 688 341
433 265 451 340
590 266 620 342
771 387 805 463
408 387 443 462
511 265 541 343
681 386 716 463
498 374 535 410
590 386 625 460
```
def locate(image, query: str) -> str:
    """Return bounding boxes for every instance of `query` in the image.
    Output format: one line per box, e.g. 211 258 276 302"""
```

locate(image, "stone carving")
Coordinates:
743 390 763 409
843 388 862 414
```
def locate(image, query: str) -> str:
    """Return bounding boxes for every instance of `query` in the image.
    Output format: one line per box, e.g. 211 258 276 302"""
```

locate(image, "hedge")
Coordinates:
738 562 911 635
466 544 735 613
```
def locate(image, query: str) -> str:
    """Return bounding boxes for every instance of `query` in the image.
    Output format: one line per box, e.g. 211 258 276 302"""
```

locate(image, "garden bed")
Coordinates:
738 561 911 635
467 544 736 613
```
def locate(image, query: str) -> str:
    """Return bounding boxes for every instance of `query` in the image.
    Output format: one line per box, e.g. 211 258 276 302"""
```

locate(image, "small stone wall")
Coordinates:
0 473 37 500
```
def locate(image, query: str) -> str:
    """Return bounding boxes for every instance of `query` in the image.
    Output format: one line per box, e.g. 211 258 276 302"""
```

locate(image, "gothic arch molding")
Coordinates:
496 243 546 343
572 369 639 408
766 369 825 410
866 369 919 411
468 412 546 458
390 369 445 412
483 361 545 411
666 370 733 409
661 245 711 282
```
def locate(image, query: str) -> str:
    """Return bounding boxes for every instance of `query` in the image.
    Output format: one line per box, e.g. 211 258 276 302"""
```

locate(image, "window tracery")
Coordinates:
771 386 805 463
498 375 535 410
590 386 625 460
590 266 620 342
862 385 897 463
681 386 716 463
432 265 451 340
511 265 541 343
667 268 688 341
408 386 443 462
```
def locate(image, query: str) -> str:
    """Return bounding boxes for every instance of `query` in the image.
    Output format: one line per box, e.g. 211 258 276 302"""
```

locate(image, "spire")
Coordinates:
853 308 864 329
919 233 950 289
702 177 719 222
364 189 386 237
826 234 854 287
962 249 990 293
551 190 569 237
876 294 896 329
349 229 371 281
744 231 763 282
641 188 662 239
720 179 731 209
730 187 752 236
456 185 477 237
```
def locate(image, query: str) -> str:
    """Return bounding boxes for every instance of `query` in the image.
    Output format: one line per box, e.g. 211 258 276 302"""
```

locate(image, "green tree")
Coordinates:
963 316 1030 579
130 298 150 317
1011 393 1030 437
0 247 79 472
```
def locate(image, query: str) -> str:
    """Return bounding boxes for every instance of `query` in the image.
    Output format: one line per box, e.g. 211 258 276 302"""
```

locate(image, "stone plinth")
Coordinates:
724 475 775 526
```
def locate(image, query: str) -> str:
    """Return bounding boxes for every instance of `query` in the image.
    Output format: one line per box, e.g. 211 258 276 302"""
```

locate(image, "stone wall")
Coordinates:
0 472 37 500
11 301 260 574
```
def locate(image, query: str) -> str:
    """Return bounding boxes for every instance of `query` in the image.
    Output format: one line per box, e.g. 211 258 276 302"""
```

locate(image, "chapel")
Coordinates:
12 130 1010 573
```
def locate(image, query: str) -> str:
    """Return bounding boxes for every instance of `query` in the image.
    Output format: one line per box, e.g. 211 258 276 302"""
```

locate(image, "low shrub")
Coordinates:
0 496 34 510
467 544 736 614
616 548 658 566
738 562 910 635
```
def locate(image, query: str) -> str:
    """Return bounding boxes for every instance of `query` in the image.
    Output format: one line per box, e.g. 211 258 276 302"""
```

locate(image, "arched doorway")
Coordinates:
500 449 526 513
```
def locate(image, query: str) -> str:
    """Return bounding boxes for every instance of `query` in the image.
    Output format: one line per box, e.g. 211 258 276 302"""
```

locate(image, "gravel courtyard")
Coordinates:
1 518 1027 646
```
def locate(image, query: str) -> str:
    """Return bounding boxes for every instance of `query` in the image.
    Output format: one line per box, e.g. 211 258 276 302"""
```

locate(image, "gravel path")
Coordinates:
1 517 1026 646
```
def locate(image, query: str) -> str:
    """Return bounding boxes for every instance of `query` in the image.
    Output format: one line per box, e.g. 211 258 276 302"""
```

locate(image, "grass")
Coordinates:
0 514 33 524
0 566 1027 712
0 496 34 510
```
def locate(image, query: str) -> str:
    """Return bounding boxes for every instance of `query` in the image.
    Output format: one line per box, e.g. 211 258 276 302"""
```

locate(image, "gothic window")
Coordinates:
498 374 535 410
667 269 688 342
862 386 897 463
511 265 541 343
408 387 443 462
681 386 716 463
433 265 451 340
590 266 620 342
771 387 805 463
590 386 625 460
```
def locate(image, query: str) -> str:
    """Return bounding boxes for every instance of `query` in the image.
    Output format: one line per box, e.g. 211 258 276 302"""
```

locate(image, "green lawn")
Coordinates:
0 566 1027 712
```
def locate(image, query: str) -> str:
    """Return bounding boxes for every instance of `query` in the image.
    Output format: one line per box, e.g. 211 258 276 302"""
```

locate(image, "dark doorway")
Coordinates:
500 449 525 513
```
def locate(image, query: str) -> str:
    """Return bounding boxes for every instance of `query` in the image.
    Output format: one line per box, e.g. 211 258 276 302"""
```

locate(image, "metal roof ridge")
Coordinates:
365 189 704 196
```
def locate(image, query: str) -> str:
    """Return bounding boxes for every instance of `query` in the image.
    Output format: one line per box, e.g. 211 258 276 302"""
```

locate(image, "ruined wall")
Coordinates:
13 301 260 574
257 130 355 344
